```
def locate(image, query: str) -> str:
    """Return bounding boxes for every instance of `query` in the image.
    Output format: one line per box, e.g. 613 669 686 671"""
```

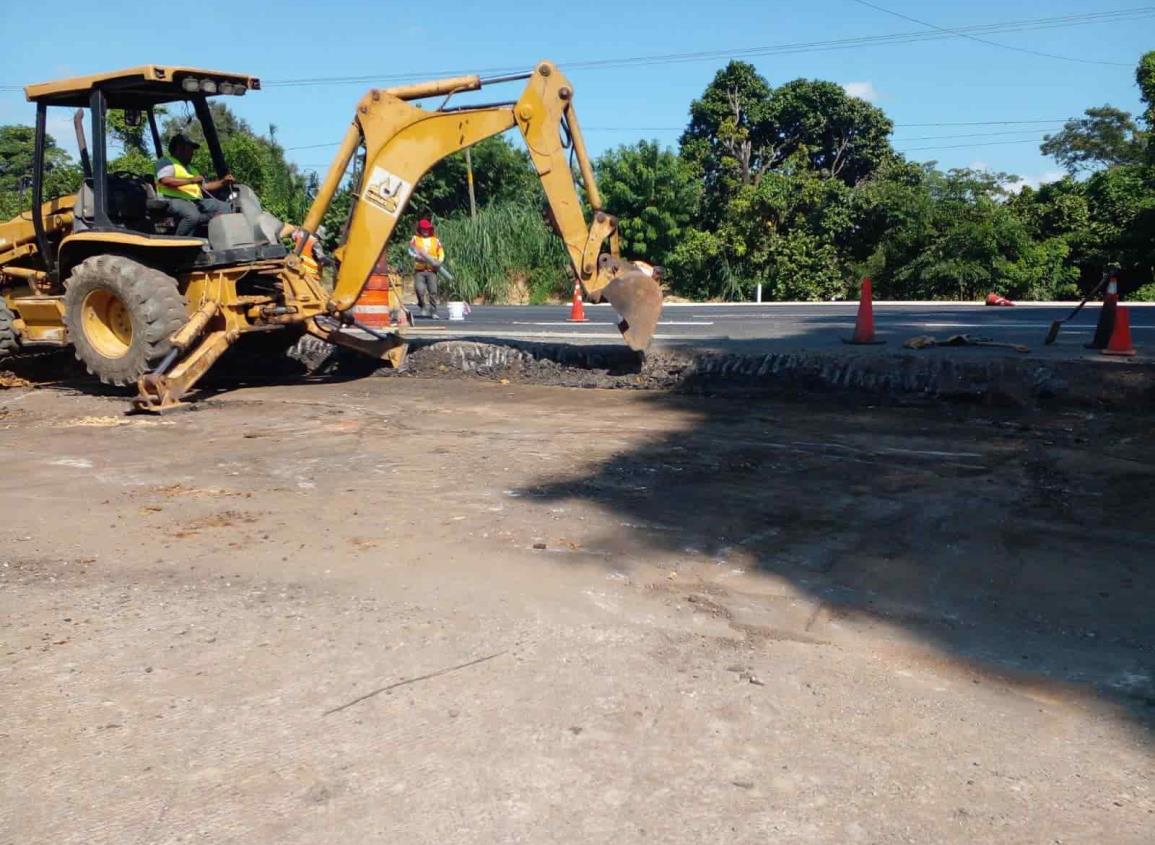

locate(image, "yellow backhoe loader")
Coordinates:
0 62 663 410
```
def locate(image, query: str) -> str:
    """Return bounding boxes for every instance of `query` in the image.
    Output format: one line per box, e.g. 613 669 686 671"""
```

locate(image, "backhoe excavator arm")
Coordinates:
298 61 661 349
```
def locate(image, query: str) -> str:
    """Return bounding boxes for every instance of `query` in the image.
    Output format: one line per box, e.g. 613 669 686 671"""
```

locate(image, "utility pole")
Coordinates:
464 147 478 220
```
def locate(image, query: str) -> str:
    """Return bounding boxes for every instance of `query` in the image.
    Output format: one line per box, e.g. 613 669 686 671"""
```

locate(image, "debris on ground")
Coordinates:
904 333 1030 353
53 416 133 428
0 371 32 389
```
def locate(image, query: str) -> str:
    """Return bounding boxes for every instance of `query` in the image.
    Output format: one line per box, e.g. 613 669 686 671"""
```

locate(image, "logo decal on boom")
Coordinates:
363 166 412 217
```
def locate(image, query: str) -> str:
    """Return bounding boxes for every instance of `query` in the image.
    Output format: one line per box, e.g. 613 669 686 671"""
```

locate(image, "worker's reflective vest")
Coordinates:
292 230 320 277
410 235 444 271
157 158 203 200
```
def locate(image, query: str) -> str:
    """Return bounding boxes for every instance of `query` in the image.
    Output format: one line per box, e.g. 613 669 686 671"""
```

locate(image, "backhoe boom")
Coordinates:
299 60 660 333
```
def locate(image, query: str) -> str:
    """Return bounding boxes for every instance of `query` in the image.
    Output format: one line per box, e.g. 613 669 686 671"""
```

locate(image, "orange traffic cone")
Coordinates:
567 281 588 322
1102 305 1137 357
1086 277 1119 349
843 277 885 345
352 270 393 329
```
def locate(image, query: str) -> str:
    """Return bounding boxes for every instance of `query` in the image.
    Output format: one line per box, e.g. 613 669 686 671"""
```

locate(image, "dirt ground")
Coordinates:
1 373 1152 844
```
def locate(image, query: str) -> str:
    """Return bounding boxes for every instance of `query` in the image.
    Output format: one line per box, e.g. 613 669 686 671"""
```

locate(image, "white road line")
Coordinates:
510 320 714 327
652 301 1155 308
698 314 1155 327
899 321 1154 330
403 330 710 341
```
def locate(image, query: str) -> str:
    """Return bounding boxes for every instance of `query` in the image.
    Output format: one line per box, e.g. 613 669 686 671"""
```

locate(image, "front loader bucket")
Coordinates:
601 269 663 352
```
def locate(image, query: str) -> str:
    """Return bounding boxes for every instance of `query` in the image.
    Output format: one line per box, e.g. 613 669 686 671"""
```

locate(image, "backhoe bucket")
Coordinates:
601 269 663 352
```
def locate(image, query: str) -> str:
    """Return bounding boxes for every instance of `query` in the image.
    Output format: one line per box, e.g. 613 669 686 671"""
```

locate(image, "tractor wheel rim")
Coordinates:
81 289 133 359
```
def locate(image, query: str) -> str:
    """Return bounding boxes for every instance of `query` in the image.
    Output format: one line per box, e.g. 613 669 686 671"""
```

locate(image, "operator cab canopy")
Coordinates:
25 65 284 259
24 65 259 109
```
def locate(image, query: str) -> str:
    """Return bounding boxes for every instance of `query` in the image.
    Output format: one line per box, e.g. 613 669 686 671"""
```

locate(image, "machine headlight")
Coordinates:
219 82 235 96
233 85 247 96
181 77 200 93
200 79 218 94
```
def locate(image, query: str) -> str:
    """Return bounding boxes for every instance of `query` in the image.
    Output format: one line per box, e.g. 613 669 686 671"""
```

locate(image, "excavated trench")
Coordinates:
3 333 1152 410
290 335 1155 409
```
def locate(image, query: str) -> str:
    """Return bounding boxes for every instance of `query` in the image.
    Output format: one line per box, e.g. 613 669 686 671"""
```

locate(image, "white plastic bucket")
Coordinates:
448 301 466 321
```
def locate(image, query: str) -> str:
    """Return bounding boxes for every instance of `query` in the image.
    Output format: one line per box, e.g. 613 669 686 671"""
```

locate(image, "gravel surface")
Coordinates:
1 377 1152 843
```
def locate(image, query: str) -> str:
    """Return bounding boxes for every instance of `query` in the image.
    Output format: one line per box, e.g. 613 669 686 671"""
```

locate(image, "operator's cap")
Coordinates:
167 132 201 153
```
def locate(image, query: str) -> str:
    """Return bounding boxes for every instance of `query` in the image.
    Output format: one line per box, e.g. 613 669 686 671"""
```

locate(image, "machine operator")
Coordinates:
155 133 235 237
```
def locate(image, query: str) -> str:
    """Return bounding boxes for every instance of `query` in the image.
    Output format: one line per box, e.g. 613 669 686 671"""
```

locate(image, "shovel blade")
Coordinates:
602 270 663 351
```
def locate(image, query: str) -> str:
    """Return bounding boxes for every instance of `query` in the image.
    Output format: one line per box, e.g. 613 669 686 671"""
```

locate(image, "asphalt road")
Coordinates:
403 301 1153 357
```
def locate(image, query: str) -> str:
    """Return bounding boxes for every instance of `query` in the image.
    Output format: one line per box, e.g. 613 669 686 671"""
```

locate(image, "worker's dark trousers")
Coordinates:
415 271 439 315
164 196 232 237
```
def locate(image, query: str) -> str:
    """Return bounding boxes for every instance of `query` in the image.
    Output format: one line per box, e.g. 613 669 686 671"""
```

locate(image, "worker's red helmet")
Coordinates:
417 218 434 235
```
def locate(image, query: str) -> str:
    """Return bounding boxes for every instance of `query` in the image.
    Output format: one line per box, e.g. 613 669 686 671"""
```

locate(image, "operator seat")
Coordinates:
233 184 286 245
73 177 154 234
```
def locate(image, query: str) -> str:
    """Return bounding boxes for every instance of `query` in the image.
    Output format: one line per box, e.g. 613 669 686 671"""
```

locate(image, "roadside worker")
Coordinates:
155 133 234 237
409 218 445 319
290 225 332 278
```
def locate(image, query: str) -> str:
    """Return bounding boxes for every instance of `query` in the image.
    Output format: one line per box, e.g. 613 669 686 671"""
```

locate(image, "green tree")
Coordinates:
594 140 700 266
1137 50 1155 134
681 62 894 226
719 161 857 300
0 125 83 219
1040 106 1145 174
107 109 164 156
411 135 538 218
763 78 895 185
681 60 774 219
862 168 1077 301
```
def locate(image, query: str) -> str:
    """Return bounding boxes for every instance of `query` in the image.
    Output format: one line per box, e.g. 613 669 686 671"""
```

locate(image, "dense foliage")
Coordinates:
0 125 82 219
3 52 1154 301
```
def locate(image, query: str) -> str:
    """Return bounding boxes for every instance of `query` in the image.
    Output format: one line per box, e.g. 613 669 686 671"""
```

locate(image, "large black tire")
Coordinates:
63 255 187 386
0 299 20 362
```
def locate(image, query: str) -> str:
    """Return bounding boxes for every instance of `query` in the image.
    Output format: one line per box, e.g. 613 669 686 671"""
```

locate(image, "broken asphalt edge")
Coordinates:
356 338 1155 409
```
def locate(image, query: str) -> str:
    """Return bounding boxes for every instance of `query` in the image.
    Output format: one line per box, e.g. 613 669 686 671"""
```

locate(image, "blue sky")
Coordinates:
2 0 1151 189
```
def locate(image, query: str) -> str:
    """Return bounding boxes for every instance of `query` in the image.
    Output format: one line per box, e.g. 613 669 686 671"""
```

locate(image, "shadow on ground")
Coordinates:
4 333 1153 739
517 385 1155 735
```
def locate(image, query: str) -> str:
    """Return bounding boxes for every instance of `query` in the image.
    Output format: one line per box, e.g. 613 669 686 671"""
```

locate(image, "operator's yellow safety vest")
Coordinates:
410 235 444 271
158 159 203 200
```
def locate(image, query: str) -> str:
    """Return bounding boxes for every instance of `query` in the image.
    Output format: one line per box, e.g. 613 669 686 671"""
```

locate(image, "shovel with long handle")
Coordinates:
1044 272 1110 345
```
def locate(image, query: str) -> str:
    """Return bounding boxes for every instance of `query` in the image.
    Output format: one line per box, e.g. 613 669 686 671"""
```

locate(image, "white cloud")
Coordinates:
966 161 1065 192
842 81 879 102
1006 170 1067 193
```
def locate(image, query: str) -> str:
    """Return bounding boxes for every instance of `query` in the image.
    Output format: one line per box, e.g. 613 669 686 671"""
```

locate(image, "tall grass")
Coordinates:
429 204 571 303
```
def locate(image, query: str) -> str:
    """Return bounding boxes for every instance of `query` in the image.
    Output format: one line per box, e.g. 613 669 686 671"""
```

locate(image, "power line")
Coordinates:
844 0 1133 67
892 119 1068 127
894 129 1055 142
262 8 1152 88
282 121 1070 151
1 8 1147 94
901 137 1048 152
294 133 1052 167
